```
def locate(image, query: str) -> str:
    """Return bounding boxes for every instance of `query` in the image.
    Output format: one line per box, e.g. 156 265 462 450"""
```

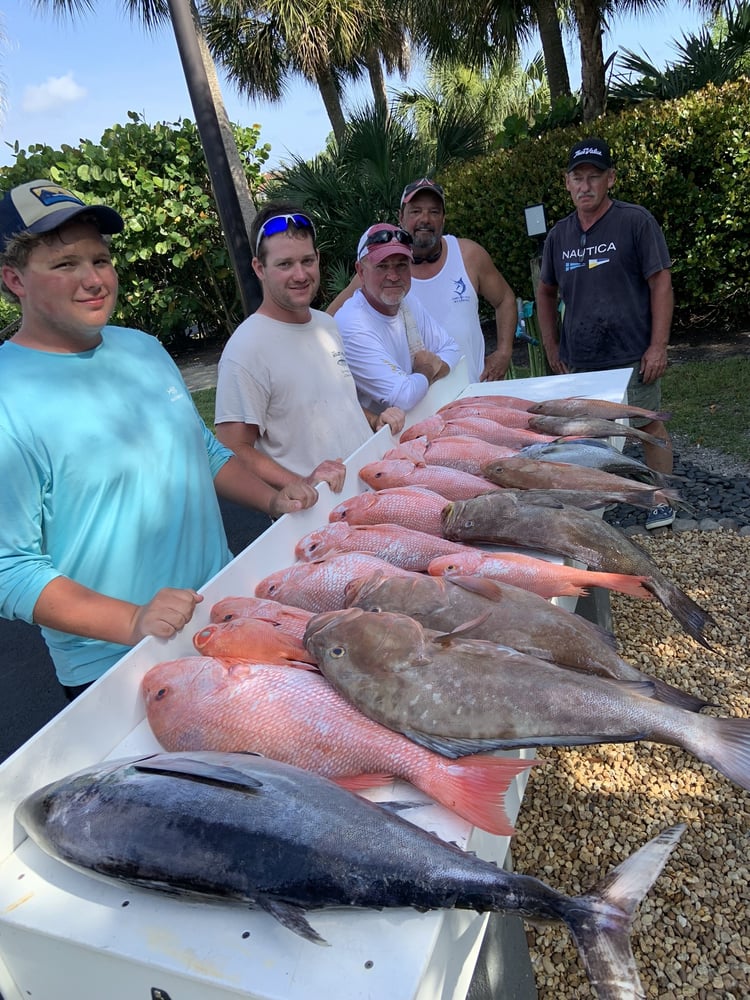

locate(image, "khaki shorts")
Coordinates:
568 361 662 428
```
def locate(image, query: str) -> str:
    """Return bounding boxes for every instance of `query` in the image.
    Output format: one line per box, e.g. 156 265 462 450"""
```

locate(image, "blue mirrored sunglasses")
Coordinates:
359 228 413 259
255 214 316 256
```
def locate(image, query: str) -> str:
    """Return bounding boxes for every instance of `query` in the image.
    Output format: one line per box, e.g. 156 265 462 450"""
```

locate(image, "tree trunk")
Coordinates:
365 48 389 120
315 68 348 143
167 0 261 315
534 0 571 102
574 0 606 121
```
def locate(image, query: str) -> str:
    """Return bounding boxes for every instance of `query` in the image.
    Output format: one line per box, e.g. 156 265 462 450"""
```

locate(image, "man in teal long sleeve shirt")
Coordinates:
0 179 314 696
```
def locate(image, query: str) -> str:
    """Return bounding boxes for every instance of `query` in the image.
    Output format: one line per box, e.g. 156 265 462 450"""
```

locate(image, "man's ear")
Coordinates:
1 264 24 299
251 257 264 281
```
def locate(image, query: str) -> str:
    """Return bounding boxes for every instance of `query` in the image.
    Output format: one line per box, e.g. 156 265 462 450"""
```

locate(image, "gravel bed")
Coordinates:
512 529 750 998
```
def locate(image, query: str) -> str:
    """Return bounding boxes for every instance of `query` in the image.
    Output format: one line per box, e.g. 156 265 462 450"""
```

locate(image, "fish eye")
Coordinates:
330 646 346 658
155 687 168 700
222 613 234 622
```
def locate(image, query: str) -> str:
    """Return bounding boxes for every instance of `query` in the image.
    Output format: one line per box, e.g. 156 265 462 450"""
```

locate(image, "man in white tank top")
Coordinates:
398 178 517 383
327 179 517 384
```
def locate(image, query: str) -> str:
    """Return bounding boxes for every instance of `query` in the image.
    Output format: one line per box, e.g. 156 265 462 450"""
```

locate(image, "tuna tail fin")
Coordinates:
565 824 686 1000
643 576 716 649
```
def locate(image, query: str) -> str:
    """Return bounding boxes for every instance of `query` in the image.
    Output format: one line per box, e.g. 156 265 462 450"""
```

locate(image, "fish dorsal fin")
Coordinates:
445 575 508 603
133 754 265 793
430 613 492 644
256 897 330 946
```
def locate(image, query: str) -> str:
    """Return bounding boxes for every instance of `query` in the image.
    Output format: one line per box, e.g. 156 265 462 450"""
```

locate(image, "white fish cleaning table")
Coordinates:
0 366 632 1000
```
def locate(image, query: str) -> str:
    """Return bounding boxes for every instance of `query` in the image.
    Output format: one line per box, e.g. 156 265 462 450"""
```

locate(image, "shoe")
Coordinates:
645 504 675 529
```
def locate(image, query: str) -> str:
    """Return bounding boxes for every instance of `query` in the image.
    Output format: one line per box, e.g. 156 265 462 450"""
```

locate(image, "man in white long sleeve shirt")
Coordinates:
334 223 460 413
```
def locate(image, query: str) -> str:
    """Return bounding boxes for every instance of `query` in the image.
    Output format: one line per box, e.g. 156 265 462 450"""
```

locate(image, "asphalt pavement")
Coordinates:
0 499 272 764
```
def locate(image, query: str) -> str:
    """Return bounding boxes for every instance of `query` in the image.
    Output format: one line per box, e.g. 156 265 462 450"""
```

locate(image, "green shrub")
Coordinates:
442 79 750 331
1 114 270 345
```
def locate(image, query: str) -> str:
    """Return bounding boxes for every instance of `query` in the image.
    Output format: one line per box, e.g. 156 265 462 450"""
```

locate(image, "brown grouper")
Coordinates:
344 571 706 713
304 608 750 793
441 491 715 648
17 752 685 1000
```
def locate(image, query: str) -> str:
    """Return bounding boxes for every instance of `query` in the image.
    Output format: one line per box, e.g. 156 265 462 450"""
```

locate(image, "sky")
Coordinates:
0 1 707 172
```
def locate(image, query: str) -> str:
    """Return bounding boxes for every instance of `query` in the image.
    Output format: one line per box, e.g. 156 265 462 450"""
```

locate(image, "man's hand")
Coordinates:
306 458 347 493
481 348 512 382
130 588 204 643
640 344 669 385
269 481 320 518
412 349 449 384
376 406 406 435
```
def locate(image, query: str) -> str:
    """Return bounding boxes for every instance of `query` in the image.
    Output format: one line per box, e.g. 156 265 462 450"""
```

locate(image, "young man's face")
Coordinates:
2 221 118 350
356 253 411 315
565 166 615 216
253 230 320 321
399 191 445 255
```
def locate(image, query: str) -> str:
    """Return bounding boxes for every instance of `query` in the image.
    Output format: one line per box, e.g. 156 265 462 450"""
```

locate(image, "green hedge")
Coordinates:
441 79 750 332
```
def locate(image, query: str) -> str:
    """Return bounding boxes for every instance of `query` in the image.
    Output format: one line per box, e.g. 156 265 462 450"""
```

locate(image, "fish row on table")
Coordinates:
12 393 720 1000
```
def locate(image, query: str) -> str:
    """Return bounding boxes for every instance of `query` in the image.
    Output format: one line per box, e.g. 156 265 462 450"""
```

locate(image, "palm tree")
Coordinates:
394 51 550 143
199 0 413 141
608 0 750 103
267 101 491 297
30 0 262 313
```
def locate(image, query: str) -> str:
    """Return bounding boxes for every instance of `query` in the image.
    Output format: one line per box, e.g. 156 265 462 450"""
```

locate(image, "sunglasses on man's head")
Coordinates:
256 214 316 256
359 228 413 259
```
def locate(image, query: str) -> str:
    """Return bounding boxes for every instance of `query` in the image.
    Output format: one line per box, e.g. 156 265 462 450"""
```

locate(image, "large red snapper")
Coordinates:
329 487 448 536
438 394 535 412
441 491 716 648
430 404 537 429
193 617 318 667
304 608 750 793
427 549 653 601
209 595 313 640
435 417 554 450
141 656 535 836
295 522 468 572
359 458 497 501
344 572 705 712
255 552 414 613
384 435 517 475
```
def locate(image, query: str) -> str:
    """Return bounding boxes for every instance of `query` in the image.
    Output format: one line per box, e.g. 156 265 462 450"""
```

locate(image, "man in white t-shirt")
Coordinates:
334 222 461 413
328 180 517 384
214 204 405 496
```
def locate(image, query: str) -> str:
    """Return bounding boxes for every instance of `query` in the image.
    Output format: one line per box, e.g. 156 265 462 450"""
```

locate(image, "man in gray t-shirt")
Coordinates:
536 137 676 530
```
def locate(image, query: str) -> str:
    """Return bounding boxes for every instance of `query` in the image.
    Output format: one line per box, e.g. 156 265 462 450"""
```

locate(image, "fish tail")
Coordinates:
563 824 686 1000
644 577 716 648
690 716 750 791
627 426 668 448
656 487 696 515
589 572 655 599
428 754 538 836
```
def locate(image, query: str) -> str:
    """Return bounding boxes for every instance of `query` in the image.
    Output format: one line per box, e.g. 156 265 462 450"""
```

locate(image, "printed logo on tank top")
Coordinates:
451 277 471 303
562 239 616 272
166 385 185 402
